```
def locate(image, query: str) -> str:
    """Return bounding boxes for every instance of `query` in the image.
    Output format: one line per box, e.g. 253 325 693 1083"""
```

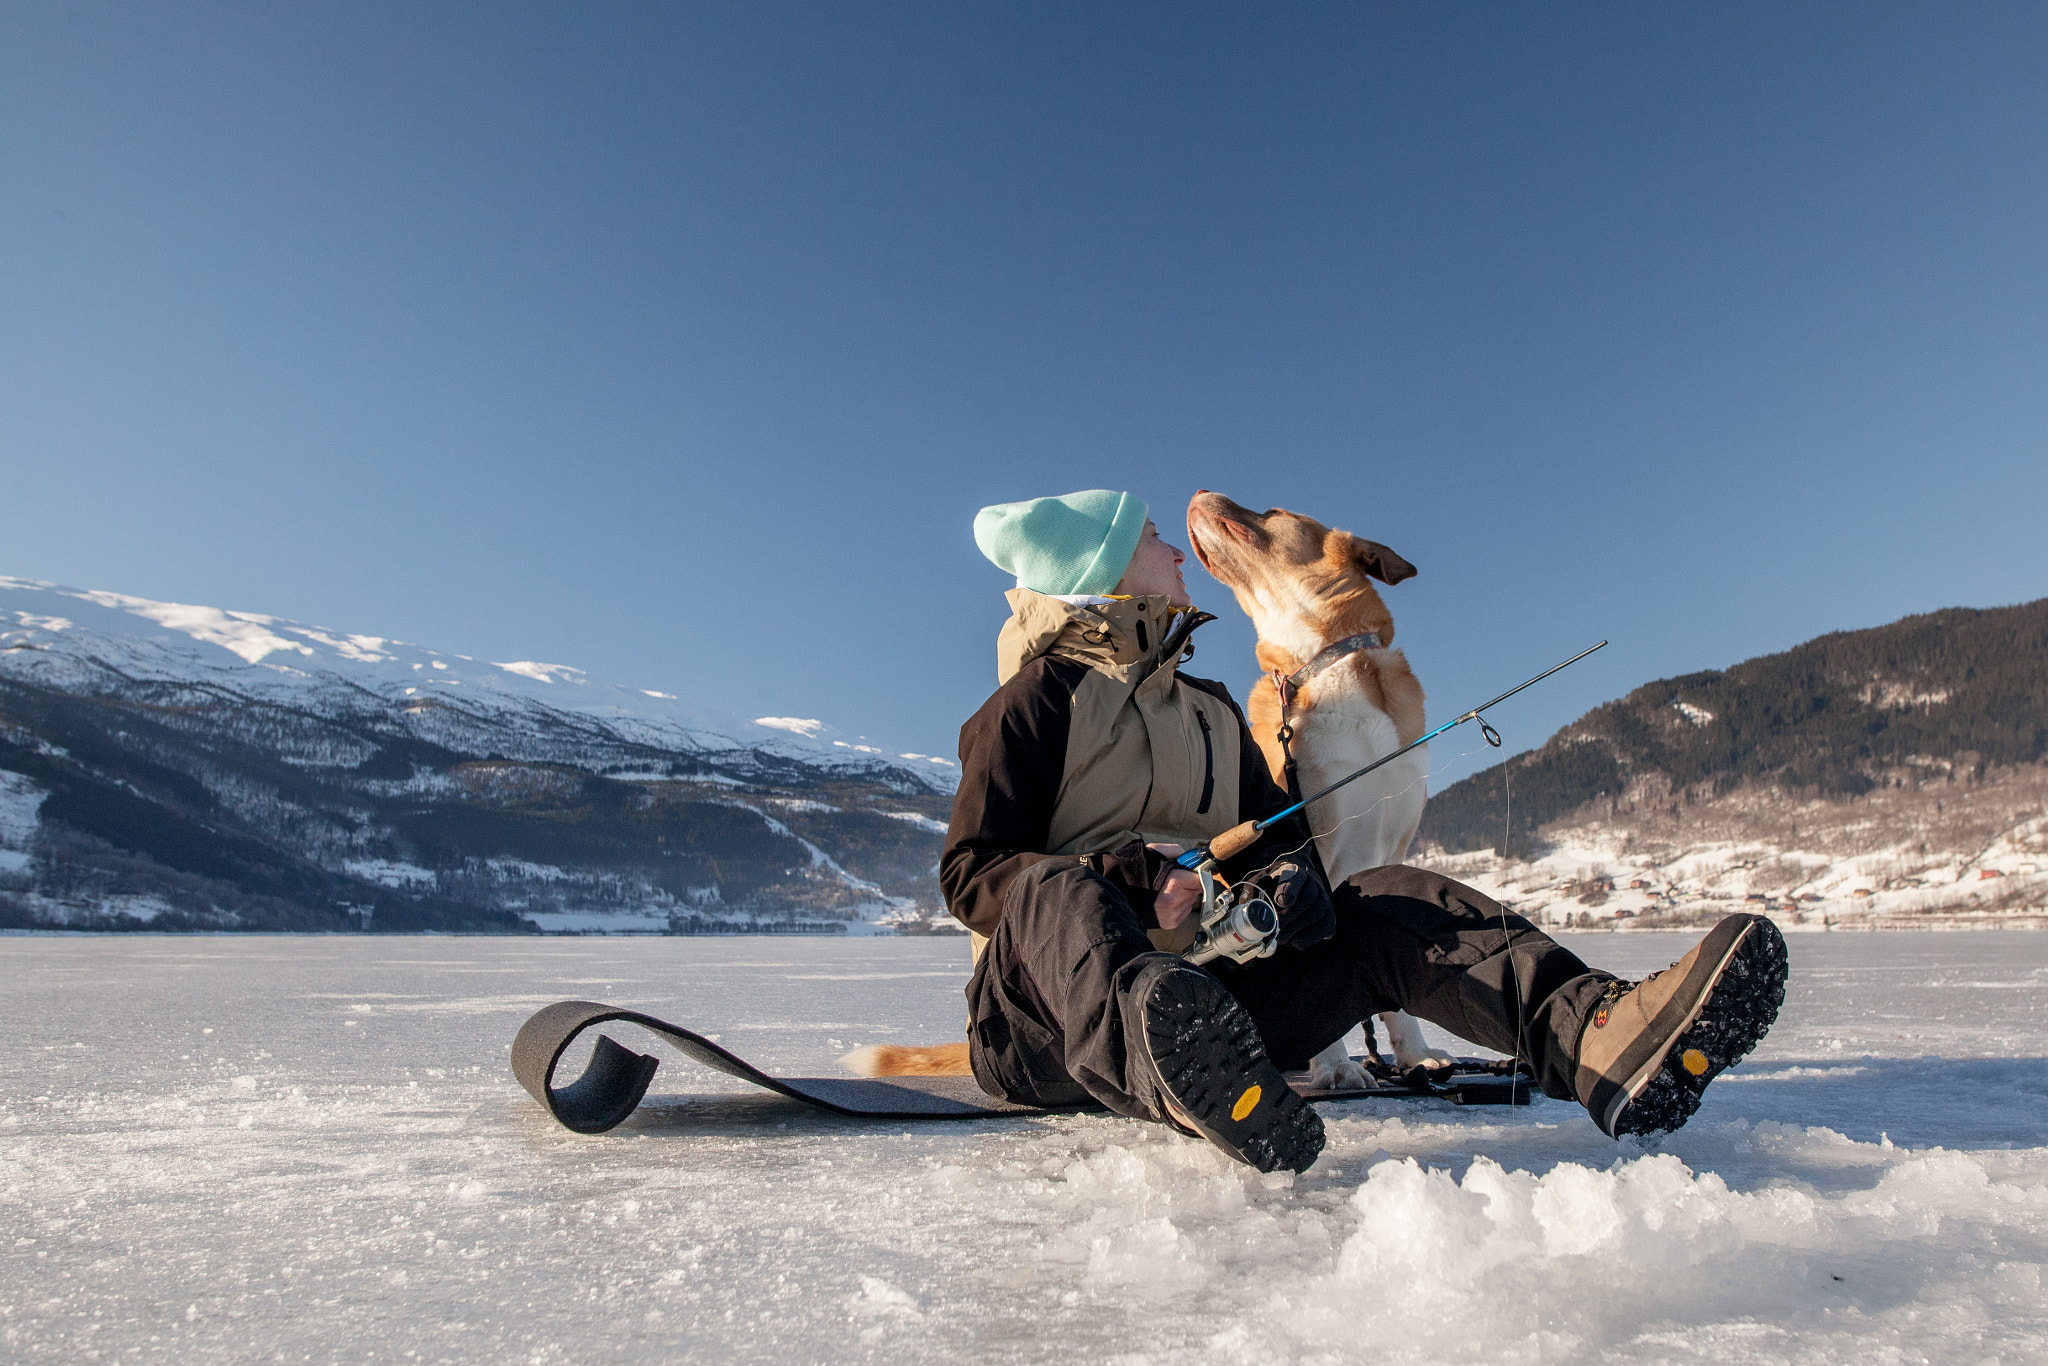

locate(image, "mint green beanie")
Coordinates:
973 490 1149 596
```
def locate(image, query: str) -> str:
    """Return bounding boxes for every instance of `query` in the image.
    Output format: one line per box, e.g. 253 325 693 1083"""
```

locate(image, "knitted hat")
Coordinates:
973 490 1149 596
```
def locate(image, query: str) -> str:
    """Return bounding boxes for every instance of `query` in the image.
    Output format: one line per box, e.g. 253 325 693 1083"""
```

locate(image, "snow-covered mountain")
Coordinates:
1414 599 2048 932
0 577 961 933
0 577 959 785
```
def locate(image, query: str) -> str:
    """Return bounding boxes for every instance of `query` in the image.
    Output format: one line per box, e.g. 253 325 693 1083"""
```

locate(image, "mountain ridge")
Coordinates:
0 577 959 933
1419 597 2048 858
1411 598 2048 933
14 576 2042 936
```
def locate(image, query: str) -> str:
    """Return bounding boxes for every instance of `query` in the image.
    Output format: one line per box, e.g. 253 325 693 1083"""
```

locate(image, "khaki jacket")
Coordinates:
995 589 1242 859
943 589 1310 952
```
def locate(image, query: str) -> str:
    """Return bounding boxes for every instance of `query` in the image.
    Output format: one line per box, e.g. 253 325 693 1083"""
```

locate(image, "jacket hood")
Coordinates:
996 588 1210 686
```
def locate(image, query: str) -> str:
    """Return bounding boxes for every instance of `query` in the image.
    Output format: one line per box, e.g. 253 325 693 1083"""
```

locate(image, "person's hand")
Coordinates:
1243 859 1335 948
1146 843 1202 931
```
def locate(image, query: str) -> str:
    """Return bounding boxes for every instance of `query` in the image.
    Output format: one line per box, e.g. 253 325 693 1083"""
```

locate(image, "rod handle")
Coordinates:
1206 821 1263 864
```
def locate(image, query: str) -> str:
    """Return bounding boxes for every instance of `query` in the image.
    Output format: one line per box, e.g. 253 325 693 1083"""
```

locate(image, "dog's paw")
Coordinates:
1379 1011 1458 1073
1313 1055 1375 1090
1304 1039 1373 1091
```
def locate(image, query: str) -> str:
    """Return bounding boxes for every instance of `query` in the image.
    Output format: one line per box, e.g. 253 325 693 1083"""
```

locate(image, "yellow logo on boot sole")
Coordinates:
1680 1048 1710 1075
1231 1085 1262 1121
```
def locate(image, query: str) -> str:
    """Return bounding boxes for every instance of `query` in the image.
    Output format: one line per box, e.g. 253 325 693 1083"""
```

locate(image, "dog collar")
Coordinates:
1271 632 1382 710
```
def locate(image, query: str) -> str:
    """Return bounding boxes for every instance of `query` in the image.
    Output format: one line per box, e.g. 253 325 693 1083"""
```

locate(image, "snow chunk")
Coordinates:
1674 700 1715 727
851 1276 922 1317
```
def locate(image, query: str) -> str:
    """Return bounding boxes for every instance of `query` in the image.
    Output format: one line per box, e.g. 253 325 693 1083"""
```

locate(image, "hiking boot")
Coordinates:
1137 962 1324 1173
1575 913 1788 1138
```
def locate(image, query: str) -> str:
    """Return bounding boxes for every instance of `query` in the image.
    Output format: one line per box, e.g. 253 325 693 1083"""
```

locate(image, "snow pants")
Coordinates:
964 860 1617 1119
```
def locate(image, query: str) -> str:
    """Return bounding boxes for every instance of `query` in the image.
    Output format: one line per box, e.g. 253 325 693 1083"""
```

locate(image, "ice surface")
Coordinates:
4 931 2045 1363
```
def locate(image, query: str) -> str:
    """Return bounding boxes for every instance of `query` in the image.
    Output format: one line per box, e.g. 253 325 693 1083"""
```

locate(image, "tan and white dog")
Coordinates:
1185 489 1453 1087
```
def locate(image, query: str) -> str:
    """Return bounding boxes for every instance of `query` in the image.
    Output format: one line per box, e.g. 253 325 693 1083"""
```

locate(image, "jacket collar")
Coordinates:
995 589 1212 686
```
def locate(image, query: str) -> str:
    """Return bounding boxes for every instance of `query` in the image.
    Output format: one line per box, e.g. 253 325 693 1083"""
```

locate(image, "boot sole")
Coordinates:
1606 914 1789 1138
1143 967 1325 1174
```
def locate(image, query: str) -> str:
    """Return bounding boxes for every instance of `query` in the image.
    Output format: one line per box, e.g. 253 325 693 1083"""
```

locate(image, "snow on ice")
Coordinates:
4 931 2045 1363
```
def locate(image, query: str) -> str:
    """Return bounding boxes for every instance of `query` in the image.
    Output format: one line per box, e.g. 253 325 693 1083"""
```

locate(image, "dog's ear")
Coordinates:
1351 538 1416 585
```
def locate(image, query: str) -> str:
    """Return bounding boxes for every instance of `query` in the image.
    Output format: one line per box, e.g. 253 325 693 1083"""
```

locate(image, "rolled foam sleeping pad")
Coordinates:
511 999 1078 1133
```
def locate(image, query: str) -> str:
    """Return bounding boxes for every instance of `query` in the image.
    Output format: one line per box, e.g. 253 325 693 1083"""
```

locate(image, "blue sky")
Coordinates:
5 3 2045 786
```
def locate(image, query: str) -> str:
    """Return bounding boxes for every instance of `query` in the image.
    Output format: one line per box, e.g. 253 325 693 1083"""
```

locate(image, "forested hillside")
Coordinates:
1421 599 2048 856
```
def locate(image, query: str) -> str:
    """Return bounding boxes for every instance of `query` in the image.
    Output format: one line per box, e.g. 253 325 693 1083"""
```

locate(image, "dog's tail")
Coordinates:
840 1041 972 1077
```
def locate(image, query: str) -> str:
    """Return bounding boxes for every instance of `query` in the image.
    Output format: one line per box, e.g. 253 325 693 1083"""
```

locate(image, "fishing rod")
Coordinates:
1182 639 1606 870
1177 640 1607 965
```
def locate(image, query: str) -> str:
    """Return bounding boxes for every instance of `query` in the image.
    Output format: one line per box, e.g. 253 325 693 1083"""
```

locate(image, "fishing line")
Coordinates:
1498 729 1530 1075
1486 722 1543 1364
1444 713 1531 1080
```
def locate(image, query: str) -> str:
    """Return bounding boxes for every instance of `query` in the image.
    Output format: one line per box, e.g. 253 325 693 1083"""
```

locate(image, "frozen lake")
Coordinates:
5 929 2045 1363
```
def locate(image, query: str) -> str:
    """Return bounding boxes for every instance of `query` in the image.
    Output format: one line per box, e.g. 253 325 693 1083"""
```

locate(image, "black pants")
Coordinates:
965 861 1615 1118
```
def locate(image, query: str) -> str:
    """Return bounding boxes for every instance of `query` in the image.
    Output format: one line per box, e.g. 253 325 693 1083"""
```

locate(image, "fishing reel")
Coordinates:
1181 862 1280 967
